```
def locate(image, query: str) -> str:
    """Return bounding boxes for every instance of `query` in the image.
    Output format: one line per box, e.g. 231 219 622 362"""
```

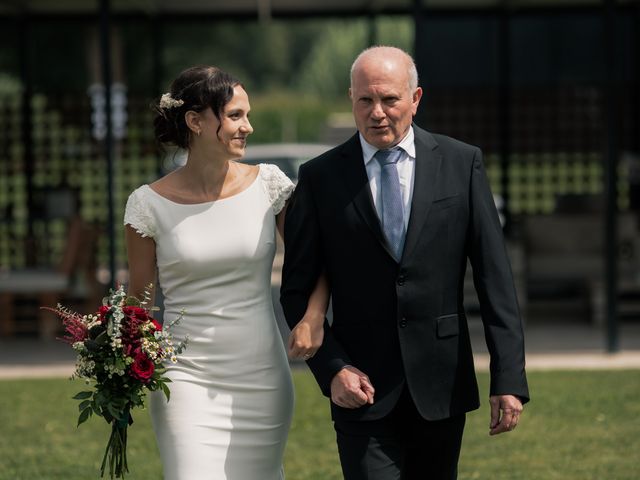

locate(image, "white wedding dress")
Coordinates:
124 163 295 480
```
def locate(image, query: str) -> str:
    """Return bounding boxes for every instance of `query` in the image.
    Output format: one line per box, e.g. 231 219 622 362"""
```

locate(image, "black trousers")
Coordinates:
334 386 466 480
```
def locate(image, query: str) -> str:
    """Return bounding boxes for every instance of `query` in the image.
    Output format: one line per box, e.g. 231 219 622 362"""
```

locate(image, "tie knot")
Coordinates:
374 148 402 167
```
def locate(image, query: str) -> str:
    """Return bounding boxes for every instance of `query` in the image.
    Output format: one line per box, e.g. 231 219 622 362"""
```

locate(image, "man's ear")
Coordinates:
413 87 423 104
412 87 423 114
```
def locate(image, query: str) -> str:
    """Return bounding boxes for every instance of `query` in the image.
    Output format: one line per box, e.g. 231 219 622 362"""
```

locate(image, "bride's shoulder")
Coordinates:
124 185 157 238
255 163 294 215
126 184 152 202
257 163 290 184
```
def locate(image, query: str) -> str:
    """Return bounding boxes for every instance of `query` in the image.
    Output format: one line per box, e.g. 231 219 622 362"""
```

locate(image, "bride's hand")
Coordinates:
287 314 324 360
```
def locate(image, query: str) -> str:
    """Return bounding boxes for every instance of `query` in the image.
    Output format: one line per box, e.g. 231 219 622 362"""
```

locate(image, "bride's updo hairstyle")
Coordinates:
153 65 242 149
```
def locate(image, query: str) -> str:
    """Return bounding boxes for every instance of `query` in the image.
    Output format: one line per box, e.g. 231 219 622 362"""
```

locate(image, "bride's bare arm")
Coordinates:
287 273 329 360
125 225 158 306
276 203 329 360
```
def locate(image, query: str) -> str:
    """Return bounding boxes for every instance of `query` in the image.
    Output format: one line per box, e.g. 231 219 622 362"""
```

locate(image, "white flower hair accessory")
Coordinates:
159 92 184 109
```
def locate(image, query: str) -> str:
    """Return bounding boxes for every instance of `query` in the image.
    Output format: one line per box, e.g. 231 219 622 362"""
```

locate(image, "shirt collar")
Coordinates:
361 126 416 166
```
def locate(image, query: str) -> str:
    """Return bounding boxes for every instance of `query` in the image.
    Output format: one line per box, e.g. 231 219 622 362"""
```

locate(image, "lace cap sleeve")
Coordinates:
124 186 157 239
259 164 295 215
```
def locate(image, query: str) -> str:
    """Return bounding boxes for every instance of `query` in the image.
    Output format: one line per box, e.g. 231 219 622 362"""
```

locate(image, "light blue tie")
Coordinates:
374 148 405 260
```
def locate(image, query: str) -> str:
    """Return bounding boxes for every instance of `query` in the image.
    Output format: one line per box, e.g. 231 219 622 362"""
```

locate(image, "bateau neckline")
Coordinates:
144 167 260 206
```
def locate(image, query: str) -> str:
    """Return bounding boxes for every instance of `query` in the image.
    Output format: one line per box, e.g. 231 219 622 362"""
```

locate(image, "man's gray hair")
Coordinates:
350 46 419 91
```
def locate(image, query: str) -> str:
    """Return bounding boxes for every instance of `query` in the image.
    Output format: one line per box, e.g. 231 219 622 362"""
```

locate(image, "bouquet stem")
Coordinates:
100 409 130 479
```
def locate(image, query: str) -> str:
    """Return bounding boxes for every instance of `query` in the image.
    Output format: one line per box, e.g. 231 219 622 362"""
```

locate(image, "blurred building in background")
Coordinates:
0 0 638 344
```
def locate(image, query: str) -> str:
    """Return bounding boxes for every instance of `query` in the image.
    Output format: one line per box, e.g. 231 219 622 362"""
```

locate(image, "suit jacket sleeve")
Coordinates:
468 148 530 403
280 163 352 396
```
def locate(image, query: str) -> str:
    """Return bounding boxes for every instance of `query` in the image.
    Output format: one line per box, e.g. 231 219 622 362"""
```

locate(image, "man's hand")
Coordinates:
489 394 523 435
330 366 375 409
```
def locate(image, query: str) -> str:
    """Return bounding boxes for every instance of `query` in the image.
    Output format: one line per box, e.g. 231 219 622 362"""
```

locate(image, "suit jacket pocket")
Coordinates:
432 194 460 210
436 314 460 338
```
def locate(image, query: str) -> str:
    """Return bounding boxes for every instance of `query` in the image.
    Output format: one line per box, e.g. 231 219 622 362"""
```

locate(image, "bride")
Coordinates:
124 65 326 479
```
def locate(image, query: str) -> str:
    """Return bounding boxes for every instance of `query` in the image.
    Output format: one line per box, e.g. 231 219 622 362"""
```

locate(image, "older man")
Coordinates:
281 46 529 479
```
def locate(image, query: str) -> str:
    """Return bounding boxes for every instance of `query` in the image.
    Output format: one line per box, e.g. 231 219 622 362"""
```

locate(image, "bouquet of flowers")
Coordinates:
43 284 187 479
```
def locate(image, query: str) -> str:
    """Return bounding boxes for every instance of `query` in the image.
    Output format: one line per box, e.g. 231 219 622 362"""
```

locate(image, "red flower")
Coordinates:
130 351 155 383
119 306 153 348
97 306 110 322
124 343 138 357
151 319 162 331
123 306 149 321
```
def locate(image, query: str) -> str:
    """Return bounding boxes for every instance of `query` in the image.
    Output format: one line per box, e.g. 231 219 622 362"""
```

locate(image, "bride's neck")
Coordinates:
179 150 234 194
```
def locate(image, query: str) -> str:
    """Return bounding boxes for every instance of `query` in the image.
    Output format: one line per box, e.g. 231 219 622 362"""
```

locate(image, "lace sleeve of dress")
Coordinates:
123 187 157 239
259 164 295 215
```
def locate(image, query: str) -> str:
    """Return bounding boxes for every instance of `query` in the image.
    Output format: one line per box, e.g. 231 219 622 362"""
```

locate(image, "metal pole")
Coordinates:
413 0 426 126
635 3 640 155
603 0 619 352
151 15 164 177
99 0 116 287
498 2 512 234
19 13 35 267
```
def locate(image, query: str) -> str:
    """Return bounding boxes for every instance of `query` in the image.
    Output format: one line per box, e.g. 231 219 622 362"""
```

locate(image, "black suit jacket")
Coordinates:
280 125 529 422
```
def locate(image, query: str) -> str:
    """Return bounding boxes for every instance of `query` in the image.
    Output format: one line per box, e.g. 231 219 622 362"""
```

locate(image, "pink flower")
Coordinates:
60 315 89 345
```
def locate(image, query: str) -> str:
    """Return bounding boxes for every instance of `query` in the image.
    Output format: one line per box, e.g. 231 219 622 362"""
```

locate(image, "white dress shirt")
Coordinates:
360 127 416 230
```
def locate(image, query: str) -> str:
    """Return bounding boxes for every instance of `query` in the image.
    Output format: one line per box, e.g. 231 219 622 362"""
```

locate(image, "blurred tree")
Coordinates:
0 16 413 145
296 16 413 99
1 17 412 98
158 20 326 94
296 20 368 98
376 16 414 55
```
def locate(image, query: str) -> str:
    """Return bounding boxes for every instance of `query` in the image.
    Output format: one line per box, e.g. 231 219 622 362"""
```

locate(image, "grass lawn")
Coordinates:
0 369 638 479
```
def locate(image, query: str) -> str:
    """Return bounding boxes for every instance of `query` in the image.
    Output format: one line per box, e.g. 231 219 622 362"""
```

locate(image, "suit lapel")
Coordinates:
340 134 398 260
401 127 442 263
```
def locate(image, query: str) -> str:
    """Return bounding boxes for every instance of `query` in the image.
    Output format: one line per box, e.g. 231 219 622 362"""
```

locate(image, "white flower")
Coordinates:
159 93 184 109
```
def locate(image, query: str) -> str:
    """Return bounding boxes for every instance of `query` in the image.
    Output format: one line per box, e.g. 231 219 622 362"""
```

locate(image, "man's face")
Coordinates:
350 58 422 150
